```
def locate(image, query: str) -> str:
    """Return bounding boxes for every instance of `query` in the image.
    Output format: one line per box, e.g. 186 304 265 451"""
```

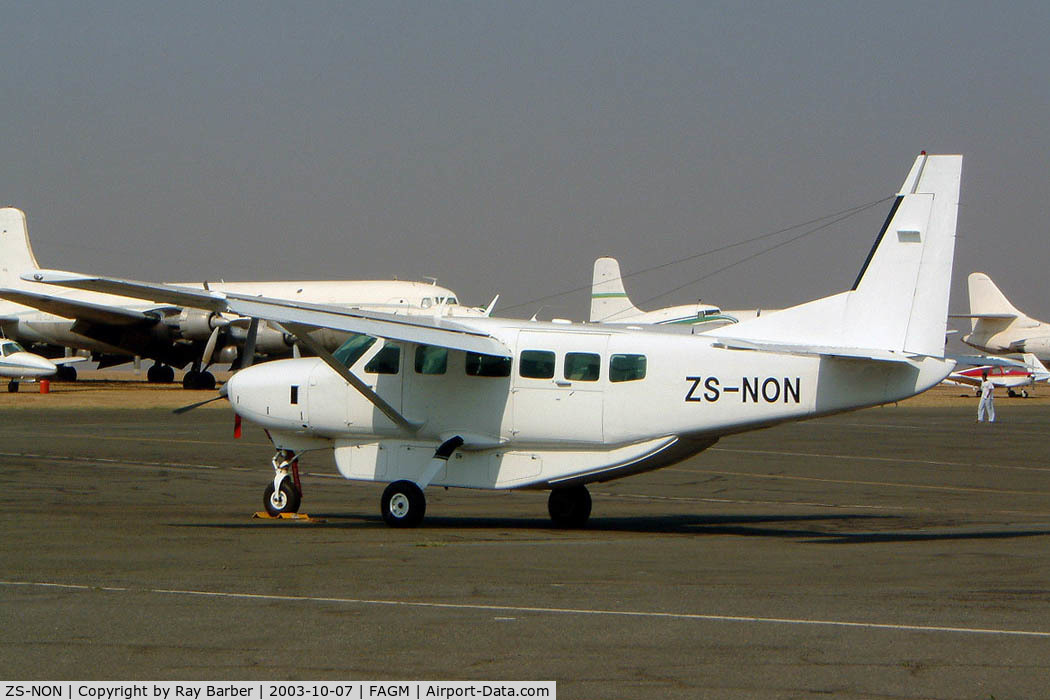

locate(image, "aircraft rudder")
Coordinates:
0 207 42 285
590 256 643 322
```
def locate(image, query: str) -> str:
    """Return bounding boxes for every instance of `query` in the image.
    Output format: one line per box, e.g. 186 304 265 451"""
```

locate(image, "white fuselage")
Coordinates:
962 320 1050 363
226 319 952 491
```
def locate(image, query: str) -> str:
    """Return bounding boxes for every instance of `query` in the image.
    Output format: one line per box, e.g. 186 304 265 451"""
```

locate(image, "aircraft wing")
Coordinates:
25 270 512 357
0 287 165 326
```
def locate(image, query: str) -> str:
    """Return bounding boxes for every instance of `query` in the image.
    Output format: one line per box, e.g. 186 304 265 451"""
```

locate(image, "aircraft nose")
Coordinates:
13 353 58 376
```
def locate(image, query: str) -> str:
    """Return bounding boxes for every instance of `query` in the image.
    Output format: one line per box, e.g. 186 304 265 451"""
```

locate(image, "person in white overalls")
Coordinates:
977 370 996 423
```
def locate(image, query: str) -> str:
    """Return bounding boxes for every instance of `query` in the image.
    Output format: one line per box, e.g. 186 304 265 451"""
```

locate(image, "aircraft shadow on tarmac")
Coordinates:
174 512 1050 543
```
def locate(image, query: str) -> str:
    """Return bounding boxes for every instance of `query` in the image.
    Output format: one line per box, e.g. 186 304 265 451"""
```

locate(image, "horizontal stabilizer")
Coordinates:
948 313 1017 320
947 353 1027 369
711 338 928 364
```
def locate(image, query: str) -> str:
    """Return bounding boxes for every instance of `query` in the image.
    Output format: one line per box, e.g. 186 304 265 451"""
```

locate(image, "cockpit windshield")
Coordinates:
0 341 25 357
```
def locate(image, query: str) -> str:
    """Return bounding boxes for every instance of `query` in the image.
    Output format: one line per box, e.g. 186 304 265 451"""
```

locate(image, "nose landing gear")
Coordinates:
263 449 302 516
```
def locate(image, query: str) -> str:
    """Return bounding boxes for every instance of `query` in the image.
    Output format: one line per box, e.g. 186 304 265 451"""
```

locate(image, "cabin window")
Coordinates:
519 350 555 379
610 353 647 382
414 345 448 375
333 333 377 368
465 352 511 377
564 352 600 381
421 297 433 309
290 385 299 404
365 343 401 374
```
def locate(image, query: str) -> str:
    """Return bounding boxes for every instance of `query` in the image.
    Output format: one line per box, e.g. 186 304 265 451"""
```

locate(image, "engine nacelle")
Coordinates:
228 321 294 355
1018 336 1050 356
176 309 225 341
251 323 296 354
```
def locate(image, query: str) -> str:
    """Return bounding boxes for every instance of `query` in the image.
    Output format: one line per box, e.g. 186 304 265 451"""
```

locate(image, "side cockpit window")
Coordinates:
365 343 401 374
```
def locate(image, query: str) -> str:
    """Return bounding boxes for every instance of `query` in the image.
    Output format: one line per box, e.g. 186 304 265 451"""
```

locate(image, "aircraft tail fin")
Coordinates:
590 257 644 323
0 208 42 286
1022 353 1050 382
964 272 1026 333
714 154 962 358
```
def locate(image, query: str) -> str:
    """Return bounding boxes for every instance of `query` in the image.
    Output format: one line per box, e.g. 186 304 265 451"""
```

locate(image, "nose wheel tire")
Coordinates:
381 480 426 527
263 480 302 516
548 485 592 528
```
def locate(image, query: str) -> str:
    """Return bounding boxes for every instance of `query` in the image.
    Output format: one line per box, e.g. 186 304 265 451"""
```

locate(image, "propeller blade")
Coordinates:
172 383 228 415
201 326 220 368
241 318 259 368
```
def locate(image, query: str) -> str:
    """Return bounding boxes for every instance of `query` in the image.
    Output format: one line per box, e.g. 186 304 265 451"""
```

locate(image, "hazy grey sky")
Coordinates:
2 1 1048 324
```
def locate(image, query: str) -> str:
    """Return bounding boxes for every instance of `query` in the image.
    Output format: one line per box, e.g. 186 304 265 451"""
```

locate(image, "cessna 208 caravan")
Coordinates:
31 154 962 528
0 207 487 388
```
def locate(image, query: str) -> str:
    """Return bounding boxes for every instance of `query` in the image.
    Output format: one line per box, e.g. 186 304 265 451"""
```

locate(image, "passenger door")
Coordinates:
512 331 606 444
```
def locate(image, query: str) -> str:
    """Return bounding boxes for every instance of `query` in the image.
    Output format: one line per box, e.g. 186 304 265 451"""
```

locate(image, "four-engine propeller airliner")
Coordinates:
0 207 487 389
30 154 962 528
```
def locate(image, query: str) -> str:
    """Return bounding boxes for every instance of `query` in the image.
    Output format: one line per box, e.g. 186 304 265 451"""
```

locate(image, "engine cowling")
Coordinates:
250 323 296 354
176 309 225 340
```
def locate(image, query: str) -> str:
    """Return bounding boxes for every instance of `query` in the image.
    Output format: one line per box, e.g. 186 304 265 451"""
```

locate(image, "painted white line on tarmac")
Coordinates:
4 579 1048 639
707 446 1050 474
679 466 1050 497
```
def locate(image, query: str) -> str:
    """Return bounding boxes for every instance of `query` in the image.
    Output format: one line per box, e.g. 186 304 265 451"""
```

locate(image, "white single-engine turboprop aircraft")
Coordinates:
30 154 962 528
589 256 767 329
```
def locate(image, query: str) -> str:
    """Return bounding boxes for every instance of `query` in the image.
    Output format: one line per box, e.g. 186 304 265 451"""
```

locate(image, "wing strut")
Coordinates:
279 321 422 433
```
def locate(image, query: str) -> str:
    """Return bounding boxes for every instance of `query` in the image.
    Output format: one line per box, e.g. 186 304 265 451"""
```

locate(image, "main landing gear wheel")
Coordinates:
55 365 77 382
182 370 216 390
147 364 175 383
548 485 592 528
263 480 302 516
381 480 426 528
7 380 18 393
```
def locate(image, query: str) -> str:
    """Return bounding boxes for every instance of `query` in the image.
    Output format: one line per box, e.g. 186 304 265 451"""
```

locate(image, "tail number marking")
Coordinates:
686 376 800 404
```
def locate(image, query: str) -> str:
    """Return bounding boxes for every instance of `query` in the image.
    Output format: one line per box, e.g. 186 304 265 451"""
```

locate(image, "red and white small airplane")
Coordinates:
945 353 1049 397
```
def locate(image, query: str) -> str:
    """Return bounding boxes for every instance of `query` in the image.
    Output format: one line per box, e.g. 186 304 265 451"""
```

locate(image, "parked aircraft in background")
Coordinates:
945 353 1049 398
0 207 487 388
0 337 85 392
32 154 962 529
954 272 1050 362
589 256 767 329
